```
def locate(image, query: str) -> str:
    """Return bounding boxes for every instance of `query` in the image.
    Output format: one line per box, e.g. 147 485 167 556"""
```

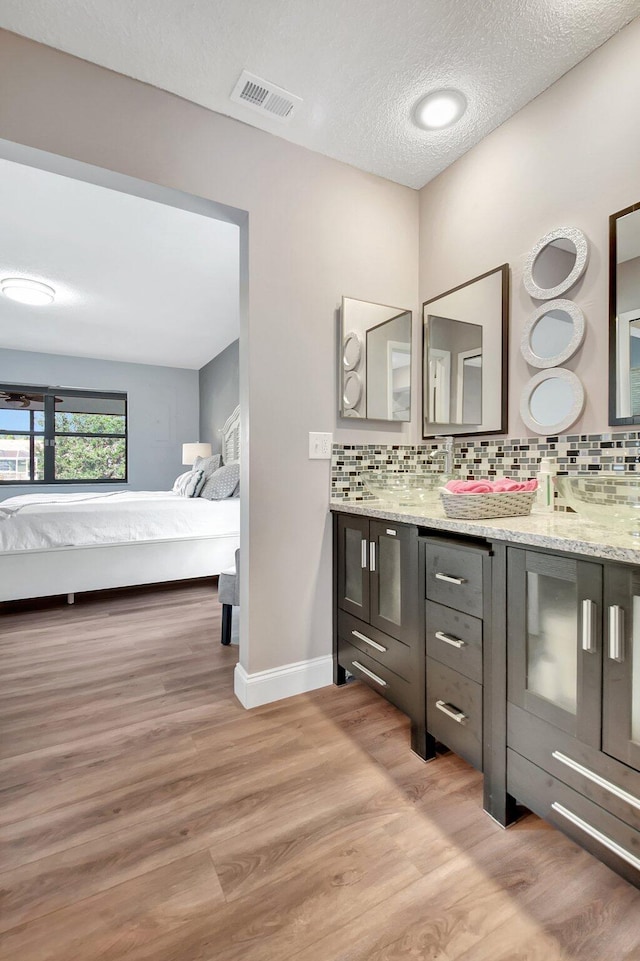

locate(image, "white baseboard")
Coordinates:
234 654 333 709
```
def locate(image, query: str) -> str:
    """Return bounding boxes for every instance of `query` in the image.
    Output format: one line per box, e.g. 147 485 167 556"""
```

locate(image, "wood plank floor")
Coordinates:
1 581 639 961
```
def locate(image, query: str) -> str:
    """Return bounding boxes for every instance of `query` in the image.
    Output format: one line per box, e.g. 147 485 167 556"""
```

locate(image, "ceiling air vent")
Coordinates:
230 70 302 124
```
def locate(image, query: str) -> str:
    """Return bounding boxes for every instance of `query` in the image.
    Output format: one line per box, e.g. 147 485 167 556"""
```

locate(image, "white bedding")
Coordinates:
0 490 240 552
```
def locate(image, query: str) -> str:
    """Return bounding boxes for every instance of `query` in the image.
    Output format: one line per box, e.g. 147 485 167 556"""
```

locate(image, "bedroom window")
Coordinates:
0 385 127 484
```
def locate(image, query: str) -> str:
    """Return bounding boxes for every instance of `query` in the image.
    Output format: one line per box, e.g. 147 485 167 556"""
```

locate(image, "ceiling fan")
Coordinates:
0 391 63 408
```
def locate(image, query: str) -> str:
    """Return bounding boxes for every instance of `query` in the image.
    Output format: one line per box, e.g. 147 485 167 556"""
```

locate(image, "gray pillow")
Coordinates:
172 468 206 497
193 453 221 477
200 462 240 500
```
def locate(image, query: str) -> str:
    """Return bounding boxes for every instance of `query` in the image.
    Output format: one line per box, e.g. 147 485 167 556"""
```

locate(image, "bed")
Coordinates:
0 406 241 603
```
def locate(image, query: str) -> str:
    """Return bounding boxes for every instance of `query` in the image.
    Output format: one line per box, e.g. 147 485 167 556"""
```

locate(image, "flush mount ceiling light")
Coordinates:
413 89 467 130
0 277 56 306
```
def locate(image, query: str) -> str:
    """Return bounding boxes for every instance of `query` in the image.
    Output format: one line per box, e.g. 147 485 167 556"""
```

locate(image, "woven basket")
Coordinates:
439 488 536 520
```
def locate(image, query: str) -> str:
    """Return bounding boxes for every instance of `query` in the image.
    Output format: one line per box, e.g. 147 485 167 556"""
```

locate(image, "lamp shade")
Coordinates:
182 442 212 466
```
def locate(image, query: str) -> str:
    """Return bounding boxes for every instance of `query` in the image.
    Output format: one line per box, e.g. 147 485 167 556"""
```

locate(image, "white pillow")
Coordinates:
200 463 240 500
172 468 206 497
193 453 221 477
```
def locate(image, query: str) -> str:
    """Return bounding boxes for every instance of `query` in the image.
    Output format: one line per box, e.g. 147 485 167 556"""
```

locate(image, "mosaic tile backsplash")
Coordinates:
331 431 640 504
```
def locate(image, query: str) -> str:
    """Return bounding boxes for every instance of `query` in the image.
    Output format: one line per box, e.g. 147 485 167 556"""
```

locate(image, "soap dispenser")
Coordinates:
536 457 556 513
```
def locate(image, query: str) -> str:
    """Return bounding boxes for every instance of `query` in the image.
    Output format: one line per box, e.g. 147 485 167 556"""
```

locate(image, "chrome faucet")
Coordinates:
427 435 454 476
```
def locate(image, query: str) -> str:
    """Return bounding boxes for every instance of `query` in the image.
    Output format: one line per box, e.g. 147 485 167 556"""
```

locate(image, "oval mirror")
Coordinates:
520 368 585 434
342 330 362 371
521 299 585 369
523 227 588 300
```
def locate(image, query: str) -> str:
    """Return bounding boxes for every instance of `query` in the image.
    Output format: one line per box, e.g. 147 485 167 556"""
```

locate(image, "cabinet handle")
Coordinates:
352 660 387 687
361 539 367 569
435 572 466 585
435 700 468 724
351 630 387 653
551 752 640 812
369 542 376 573
434 630 466 649
581 599 596 653
551 802 640 872
608 605 624 662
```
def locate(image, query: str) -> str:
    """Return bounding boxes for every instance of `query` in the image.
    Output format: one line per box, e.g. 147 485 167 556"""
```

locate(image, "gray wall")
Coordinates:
199 339 239 454
0 348 199 499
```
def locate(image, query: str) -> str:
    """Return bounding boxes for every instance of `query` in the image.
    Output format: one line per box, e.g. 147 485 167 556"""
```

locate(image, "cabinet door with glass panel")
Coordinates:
336 515 370 621
507 549 603 748
604 565 640 772
336 515 413 644
368 520 413 643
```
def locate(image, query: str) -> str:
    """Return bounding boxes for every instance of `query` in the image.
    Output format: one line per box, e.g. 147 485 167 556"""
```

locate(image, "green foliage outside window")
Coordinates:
55 412 126 480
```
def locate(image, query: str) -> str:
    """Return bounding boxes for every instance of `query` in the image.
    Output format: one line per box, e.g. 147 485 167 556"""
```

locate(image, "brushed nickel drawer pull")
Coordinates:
608 605 624 662
581 599 596 653
435 700 467 724
351 630 387 653
435 630 466 649
369 542 376 573
551 752 640 812
551 802 640 872
435 572 466 585
361 539 367 569
352 660 387 687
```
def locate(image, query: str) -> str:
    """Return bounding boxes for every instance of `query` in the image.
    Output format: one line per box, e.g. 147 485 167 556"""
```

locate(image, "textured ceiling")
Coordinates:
0 1 639 188
0 159 239 369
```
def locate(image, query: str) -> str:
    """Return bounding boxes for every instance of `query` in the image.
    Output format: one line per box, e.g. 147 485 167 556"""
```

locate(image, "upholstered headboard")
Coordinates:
220 405 240 465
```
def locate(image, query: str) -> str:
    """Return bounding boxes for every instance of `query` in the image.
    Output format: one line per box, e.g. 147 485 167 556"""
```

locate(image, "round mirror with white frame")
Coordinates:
520 368 585 435
523 227 589 300
343 370 363 411
521 299 585 369
342 330 362 371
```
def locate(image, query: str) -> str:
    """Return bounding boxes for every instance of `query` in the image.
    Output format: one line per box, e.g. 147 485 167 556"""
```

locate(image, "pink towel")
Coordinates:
445 478 538 494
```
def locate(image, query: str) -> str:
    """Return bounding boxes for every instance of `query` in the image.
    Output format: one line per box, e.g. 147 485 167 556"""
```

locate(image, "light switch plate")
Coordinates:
309 432 333 459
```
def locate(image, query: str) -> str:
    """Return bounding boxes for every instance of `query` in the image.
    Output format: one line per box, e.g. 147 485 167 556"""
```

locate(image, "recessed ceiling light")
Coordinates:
0 278 56 306
413 89 467 130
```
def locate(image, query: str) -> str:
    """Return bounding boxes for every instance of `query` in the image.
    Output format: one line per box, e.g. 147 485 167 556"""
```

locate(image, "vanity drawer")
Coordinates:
426 657 483 770
338 639 414 717
425 601 483 683
338 610 412 681
507 749 640 888
424 540 485 618
508 703 640 832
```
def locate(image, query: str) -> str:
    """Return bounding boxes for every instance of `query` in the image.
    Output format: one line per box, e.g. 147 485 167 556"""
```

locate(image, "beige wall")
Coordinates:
419 16 640 437
0 30 418 675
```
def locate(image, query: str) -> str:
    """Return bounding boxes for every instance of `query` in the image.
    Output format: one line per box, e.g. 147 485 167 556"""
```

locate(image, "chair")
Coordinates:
218 548 239 645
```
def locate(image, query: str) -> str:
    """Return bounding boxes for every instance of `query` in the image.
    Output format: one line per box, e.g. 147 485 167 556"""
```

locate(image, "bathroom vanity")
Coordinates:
331 500 640 887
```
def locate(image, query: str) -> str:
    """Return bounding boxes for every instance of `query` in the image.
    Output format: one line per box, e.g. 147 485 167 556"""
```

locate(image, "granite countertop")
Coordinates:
329 498 640 565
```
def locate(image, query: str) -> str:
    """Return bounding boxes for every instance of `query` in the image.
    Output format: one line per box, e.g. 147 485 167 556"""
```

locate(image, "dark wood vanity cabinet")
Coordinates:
333 513 433 759
332 508 639 887
506 546 640 885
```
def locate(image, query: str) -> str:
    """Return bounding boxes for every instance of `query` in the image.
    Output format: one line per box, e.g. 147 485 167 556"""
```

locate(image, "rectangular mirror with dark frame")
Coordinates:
340 297 412 421
609 201 640 425
422 264 509 438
